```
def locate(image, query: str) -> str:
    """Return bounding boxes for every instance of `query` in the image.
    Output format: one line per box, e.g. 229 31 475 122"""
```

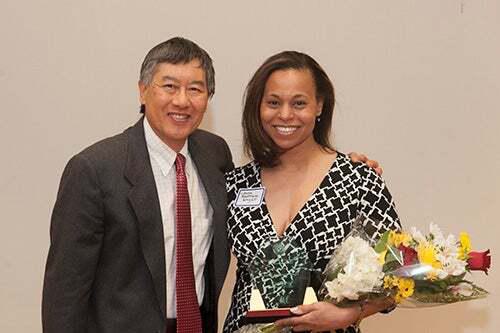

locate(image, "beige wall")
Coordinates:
1 1 498 332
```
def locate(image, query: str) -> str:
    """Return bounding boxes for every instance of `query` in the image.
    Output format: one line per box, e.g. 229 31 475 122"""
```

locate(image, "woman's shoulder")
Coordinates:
334 151 380 179
327 152 386 192
225 160 261 191
225 160 258 178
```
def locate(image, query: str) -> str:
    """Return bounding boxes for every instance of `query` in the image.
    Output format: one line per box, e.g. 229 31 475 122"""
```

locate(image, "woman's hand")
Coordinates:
274 302 360 332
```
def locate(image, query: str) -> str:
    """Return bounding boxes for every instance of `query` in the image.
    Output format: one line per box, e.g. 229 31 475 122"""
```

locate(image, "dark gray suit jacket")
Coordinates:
42 118 234 332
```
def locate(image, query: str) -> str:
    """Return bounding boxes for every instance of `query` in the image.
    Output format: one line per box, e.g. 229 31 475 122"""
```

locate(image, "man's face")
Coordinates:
139 60 209 152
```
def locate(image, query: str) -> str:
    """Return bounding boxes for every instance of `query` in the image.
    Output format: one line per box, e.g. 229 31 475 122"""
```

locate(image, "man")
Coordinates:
42 37 381 333
43 37 233 333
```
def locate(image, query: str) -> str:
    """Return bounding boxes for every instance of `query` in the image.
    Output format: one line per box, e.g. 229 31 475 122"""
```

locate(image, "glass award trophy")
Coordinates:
244 237 317 324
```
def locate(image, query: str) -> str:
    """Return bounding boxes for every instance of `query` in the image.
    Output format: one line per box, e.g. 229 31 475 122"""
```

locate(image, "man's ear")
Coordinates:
138 81 147 105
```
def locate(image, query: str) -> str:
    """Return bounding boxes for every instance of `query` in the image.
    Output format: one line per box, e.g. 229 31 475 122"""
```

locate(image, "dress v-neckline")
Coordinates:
256 153 341 238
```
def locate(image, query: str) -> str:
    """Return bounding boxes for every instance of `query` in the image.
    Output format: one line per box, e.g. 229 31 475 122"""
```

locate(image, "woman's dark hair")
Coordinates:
242 51 335 167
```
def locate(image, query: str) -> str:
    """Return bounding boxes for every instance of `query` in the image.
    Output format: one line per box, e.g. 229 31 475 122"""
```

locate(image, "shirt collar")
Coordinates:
143 117 190 177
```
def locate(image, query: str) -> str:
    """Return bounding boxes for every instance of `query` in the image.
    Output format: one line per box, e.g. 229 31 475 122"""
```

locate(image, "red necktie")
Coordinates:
174 153 202 333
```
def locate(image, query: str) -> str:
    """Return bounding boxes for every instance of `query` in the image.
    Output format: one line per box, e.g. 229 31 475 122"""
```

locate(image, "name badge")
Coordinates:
235 188 265 207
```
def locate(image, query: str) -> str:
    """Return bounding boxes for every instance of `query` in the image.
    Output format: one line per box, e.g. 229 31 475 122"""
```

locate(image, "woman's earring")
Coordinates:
316 116 321 123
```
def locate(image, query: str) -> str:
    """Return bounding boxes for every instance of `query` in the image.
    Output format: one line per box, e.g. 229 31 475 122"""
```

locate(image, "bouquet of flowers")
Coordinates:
321 219 491 308
245 218 491 333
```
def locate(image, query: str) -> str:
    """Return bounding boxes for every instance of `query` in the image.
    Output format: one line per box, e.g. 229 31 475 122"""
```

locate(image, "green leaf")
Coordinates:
383 260 401 272
375 231 390 253
386 246 403 265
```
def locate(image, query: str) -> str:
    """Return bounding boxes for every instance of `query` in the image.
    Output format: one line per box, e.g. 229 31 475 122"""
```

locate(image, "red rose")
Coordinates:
399 245 418 265
467 250 491 274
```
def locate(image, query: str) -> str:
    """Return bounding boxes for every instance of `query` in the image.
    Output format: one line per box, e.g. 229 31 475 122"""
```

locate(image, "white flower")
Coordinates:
438 256 467 277
430 223 445 245
410 226 426 244
429 223 467 277
325 236 383 302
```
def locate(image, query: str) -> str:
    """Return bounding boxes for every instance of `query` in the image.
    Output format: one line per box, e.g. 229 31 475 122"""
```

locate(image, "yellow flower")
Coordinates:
397 278 415 298
458 232 471 260
390 231 412 247
384 276 403 303
383 276 394 289
385 276 414 303
417 243 442 279
387 231 396 247
427 270 440 280
379 249 388 265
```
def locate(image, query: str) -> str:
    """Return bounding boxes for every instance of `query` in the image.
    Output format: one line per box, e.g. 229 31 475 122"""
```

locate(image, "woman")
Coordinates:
224 51 401 333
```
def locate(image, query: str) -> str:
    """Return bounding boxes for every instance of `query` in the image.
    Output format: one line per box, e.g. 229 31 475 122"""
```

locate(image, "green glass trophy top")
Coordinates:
248 237 313 308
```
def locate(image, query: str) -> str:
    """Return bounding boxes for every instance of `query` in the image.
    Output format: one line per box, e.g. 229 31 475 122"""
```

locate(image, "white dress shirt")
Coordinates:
144 118 213 318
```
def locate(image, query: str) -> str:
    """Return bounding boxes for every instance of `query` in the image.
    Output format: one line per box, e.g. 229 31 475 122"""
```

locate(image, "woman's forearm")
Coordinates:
358 297 395 322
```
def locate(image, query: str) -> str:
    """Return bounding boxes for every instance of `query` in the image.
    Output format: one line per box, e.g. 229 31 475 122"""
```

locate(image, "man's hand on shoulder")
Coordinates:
348 152 383 176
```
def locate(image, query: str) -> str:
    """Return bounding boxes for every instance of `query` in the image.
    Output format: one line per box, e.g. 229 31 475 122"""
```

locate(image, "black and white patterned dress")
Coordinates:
223 153 401 333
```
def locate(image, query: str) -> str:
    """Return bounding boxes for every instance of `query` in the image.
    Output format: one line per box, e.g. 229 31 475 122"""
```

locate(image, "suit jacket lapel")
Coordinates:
188 135 229 296
188 138 225 216
124 118 166 317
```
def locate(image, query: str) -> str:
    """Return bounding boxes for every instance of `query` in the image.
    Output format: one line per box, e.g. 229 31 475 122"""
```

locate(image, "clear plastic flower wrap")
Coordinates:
318 217 383 305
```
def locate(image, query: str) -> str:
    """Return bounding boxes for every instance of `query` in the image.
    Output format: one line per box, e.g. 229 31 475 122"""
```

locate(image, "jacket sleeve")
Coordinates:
42 153 104 332
221 138 235 174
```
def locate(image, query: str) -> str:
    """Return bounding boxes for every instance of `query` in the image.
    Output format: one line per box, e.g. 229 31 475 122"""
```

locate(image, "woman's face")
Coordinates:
260 69 323 152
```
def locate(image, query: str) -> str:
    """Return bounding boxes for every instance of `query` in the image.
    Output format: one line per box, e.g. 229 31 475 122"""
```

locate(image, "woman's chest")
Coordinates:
228 189 360 270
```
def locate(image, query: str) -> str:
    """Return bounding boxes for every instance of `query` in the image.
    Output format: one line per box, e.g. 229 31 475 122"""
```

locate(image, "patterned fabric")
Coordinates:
223 153 401 333
175 154 202 332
